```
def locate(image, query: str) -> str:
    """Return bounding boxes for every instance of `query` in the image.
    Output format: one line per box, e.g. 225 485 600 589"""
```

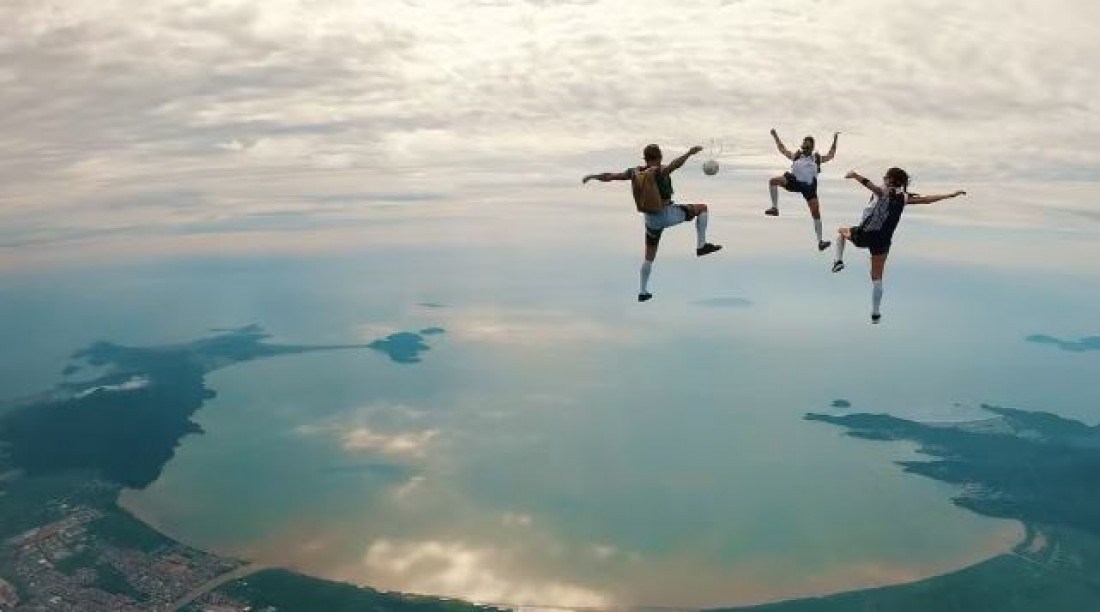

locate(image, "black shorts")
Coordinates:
848 227 891 256
782 173 818 201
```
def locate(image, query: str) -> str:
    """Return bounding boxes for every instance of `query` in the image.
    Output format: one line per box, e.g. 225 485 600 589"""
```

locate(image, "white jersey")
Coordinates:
790 153 819 184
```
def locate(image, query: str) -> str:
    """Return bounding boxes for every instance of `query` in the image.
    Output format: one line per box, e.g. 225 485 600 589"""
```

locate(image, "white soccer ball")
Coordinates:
702 159 719 176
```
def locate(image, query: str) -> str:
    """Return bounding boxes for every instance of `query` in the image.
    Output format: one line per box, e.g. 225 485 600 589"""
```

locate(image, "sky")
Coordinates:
2 0 1100 269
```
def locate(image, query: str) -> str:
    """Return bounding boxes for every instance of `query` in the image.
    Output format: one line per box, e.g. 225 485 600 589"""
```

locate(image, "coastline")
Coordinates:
116 488 1027 610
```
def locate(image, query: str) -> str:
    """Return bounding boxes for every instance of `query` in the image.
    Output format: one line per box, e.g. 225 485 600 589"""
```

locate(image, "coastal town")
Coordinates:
0 499 262 611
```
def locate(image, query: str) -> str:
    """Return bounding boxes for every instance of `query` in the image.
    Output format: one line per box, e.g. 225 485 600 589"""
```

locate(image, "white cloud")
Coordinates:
74 376 150 399
2 0 1098 257
502 512 534 528
394 475 427 500
341 427 439 458
440 307 643 348
362 538 611 608
591 544 617 561
295 401 439 459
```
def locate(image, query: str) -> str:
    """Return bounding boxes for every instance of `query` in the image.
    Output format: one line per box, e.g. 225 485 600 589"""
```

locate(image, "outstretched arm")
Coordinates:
770 129 793 160
908 190 967 205
820 132 840 163
663 145 703 174
582 171 631 184
845 171 883 197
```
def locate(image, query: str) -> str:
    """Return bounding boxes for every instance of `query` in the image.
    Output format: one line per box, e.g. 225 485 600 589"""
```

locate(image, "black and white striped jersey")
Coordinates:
858 189 908 239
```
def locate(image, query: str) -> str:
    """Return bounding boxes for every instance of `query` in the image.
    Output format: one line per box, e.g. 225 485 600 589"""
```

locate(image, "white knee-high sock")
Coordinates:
695 212 708 248
872 280 884 315
769 183 778 208
640 261 653 294
813 218 823 242
835 235 846 261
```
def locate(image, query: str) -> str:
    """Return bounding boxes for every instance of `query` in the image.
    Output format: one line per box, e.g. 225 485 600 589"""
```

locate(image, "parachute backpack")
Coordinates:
631 166 665 214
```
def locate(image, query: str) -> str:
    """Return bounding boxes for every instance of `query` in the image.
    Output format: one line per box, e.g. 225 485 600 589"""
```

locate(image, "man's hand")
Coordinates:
582 175 592 184
770 128 778 137
953 190 967 197
689 145 703 155
845 171 858 180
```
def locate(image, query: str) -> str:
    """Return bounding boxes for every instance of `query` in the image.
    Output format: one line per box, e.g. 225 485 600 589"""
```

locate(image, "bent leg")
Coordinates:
684 203 721 255
767 176 786 213
694 204 708 249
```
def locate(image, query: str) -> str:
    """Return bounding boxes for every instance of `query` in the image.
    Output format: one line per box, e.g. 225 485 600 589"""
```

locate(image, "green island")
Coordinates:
0 325 483 612
717 404 1100 612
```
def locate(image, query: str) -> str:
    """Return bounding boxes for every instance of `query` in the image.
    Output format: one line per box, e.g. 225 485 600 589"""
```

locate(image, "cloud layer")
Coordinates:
2 0 1097 252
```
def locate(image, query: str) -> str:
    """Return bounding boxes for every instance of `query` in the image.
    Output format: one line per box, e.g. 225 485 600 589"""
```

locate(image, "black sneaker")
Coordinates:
871 313 882 324
696 243 722 257
818 240 831 251
832 260 845 273
765 207 779 216
638 292 653 302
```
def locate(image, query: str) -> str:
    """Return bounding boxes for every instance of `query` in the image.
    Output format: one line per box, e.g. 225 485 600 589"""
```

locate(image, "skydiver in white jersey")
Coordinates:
766 129 840 252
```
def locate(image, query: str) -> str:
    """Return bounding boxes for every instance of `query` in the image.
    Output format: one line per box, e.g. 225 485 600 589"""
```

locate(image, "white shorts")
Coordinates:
644 202 689 231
